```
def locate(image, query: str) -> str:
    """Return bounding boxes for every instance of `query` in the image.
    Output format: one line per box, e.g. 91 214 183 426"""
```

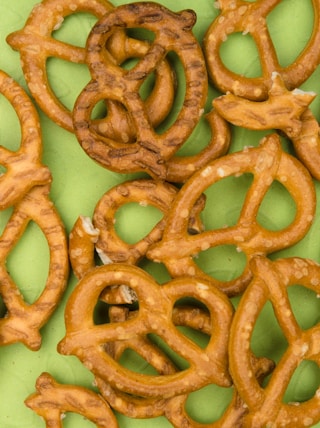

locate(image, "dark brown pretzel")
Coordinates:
73 2 208 179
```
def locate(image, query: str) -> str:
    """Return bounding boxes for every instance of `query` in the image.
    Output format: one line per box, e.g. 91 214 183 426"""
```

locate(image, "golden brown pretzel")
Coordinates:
0 185 69 350
203 0 320 100
69 179 205 281
58 263 233 398
6 0 175 134
147 133 316 296
213 72 316 139
0 70 51 209
229 256 320 427
73 2 208 179
25 372 119 428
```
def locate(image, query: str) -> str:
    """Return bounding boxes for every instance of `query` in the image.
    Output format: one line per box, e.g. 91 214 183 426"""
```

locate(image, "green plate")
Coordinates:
1 0 320 426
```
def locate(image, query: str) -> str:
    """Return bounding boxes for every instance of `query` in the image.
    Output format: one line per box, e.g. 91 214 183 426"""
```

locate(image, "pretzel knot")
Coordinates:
0 185 69 350
229 256 320 428
25 372 119 428
203 0 320 100
69 178 205 281
147 133 316 296
6 0 175 134
0 70 51 209
58 263 233 398
73 1 208 179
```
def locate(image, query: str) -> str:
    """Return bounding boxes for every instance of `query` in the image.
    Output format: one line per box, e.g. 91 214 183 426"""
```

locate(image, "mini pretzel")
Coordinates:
0 185 69 350
147 133 316 296
69 178 205 281
73 2 208 179
213 72 316 139
96 305 273 424
6 0 175 134
25 372 119 428
203 0 320 100
0 70 51 209
58 263 233 398
229 256 320 427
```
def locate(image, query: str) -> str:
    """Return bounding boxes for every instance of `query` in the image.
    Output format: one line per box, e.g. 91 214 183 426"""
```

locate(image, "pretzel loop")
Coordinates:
58 264 233 398
203 0 320 100
147 134 316 296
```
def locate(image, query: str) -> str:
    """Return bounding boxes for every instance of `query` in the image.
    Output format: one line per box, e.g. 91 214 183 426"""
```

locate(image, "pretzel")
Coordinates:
213 72 316 139
25 372 119 428
73 2 208 179
58 263 233 398
147 133 316 296
291 108 320 181
0 185 69 350
69 179 205 281
229 255 320 427
6 0 176 134
203 0 320 100
0 70 51 209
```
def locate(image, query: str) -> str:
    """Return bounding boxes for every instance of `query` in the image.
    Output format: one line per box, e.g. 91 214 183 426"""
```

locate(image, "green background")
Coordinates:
1 0 320 426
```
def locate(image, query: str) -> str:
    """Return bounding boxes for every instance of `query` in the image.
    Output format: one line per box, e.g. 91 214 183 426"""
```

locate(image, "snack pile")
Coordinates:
1 0 320 427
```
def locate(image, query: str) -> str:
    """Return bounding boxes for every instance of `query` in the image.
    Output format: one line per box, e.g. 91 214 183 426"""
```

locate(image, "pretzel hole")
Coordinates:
114 202 163 245
60 412 96 427
203 173 253 229
249 299 288 366
266 0 314 67
256 180 296 231
139 258 171 284
52 12 98 48
219 32 262 78
6 221 50 304
283 359 320 404
195 244 247 282
0 93 21 151
185 383 234 424
117 346 163 376
46 58 91 110
288 284 320 330
147 333 191 371
0 295 7 318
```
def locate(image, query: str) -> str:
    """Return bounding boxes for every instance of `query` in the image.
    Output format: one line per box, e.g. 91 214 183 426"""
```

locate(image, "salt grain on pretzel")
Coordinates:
58 264 233 398
203 0 320 100
25 372 119 428
73 1 207 179
229 256 320 427
147 133 316 296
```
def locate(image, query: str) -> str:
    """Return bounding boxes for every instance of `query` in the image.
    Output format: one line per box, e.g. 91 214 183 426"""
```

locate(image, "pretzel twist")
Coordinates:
229 256 320 427
203 0 320 100
25 372 119 428
73 2 208 179
147 133 316 296
58 264 233 398
0 185 69 350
